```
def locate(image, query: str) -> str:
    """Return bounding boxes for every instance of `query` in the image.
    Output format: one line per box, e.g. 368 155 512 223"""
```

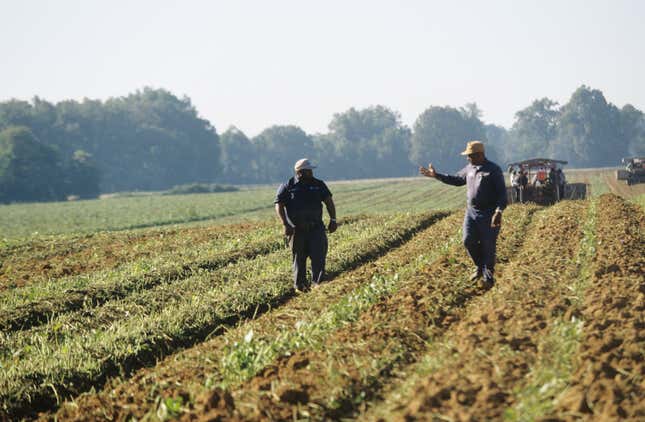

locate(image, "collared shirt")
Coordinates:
435 159 507 211
274 176 332 226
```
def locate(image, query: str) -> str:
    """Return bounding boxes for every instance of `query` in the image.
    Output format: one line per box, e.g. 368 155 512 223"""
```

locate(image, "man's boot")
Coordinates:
480 268 494 290
469 268 483 282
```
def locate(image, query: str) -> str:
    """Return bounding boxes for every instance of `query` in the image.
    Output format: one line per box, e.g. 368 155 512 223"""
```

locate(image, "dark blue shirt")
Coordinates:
274 176 332 226
435 159 507 212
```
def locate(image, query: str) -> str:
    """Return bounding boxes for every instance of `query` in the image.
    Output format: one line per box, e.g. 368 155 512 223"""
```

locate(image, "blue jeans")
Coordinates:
463 207 500 282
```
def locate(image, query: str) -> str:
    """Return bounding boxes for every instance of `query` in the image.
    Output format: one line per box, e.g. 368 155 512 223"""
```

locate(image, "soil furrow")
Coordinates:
548 194 644 420
185 205 537 421
1 213 444 420
373 201 589 421
44 211 458 421
0 221 273 291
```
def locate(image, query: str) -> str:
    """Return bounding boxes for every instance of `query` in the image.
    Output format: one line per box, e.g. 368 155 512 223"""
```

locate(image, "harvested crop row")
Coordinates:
0 220 275 291
0 212 436 419
0 217 381 353
0 217 300 332
47 211 458 421
190 205 537 421
547 194 644 420
372 201 589 421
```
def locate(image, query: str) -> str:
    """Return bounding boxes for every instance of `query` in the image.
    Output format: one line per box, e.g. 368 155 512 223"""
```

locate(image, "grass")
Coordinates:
0 217 367 332
0 179 464 239
224 205 537 420
0 212 437 417
631 193 645 209
216 226 462 388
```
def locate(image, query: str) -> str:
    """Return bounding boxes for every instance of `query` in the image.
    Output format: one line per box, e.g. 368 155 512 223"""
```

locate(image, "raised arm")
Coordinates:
420 163 467 186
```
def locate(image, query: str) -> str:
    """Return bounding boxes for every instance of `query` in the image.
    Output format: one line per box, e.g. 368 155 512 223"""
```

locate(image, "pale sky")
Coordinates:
1 0 643 136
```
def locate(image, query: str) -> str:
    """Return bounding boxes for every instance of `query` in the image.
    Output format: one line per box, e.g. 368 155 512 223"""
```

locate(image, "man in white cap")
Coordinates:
419 141 507 289
275 158 337 291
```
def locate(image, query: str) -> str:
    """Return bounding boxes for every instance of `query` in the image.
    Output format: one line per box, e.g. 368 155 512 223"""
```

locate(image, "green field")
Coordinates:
1 170 643 420
0 178 466 239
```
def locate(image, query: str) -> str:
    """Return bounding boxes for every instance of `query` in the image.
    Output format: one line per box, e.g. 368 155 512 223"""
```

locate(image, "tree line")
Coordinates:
1 85 643 203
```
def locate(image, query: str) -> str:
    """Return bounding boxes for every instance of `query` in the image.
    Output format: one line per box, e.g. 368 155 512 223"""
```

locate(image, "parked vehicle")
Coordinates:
616 157 645 185
506 158 586 205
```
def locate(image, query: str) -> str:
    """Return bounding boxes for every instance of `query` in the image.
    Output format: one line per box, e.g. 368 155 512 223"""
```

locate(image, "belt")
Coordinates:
296 221 323 232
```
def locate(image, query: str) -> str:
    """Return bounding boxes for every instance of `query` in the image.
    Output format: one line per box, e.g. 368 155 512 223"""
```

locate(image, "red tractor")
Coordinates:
506 158 586 205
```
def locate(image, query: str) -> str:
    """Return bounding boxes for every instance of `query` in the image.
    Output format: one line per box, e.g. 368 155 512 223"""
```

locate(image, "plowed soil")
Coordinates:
46 213 455 421
549 194 644 420
184 205 538 421
388 201 587 421
0 221 269 290
14 195 643 422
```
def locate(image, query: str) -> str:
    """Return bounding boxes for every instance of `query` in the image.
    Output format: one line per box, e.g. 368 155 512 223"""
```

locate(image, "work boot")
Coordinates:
480 268 494 290
294 283 310 293
469 268 483 282
480 278 494 290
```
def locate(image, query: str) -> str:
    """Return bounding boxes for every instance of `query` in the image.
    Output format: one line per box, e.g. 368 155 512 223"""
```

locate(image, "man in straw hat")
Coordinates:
419 141 507 289
275 158 337 292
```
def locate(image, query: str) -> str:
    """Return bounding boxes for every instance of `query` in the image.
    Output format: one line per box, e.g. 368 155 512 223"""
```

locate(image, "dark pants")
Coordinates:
289 225 328 290
512 186 520 202
463 208 500 283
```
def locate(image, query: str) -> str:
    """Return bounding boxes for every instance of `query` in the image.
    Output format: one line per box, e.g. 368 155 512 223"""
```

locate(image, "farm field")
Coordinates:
0 170 643 421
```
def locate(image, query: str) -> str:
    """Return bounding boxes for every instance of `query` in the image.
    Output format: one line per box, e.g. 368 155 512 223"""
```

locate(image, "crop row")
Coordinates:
0 219 277 291
1 178 466 238
48 210 460 420
0 217 300 332
201 204 539 420
0 217 381 351
0 211 442 418
547 194 644 420
363 201 590 421
0 216 382 355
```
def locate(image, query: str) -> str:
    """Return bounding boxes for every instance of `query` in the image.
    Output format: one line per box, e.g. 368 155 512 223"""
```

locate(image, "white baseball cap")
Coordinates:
294 158 317 171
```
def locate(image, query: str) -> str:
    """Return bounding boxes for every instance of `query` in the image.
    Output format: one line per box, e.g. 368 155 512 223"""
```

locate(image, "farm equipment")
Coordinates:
616 157 645 185
506 158 586 205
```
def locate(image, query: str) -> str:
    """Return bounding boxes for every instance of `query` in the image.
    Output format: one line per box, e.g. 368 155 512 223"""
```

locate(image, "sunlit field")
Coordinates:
1 170 643 420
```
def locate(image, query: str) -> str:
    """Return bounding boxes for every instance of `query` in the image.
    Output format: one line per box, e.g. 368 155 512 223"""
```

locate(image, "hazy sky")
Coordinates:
1 0 643 136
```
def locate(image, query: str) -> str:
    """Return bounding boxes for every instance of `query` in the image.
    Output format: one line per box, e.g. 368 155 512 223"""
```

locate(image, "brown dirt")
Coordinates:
383 201 589 421
548 194 644 420
0 221 270 290
183 205 539 421
44 212 454 421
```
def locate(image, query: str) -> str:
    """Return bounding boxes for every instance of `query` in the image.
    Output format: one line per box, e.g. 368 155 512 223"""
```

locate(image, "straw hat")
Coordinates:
460 141 485 155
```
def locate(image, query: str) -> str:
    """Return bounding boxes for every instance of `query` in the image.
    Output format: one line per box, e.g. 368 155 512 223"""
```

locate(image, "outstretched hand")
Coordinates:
419 163 436 178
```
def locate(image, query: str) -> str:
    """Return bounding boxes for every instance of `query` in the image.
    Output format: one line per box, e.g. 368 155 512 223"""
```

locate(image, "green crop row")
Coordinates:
0 212 440 418
0 178 464 238
0 219 292 331
0 216 375 350
47 211 458 421
0 219 278 291
223 205 537 421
